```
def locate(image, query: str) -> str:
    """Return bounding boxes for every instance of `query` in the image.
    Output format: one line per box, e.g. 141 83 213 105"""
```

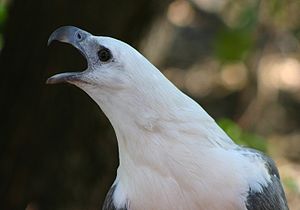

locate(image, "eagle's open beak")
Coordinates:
46 26 91 84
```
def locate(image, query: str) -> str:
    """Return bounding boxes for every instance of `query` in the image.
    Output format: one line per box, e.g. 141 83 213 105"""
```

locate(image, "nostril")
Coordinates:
76 32 82 40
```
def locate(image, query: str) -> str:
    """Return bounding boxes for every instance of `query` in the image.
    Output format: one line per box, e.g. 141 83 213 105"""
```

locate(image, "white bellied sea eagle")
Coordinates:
47 26 289 210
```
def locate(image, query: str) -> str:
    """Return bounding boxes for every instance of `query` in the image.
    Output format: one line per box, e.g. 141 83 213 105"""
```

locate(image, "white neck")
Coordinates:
78 54 242 209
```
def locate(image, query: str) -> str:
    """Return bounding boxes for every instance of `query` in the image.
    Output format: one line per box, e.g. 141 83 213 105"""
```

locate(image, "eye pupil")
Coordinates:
98 48 111 62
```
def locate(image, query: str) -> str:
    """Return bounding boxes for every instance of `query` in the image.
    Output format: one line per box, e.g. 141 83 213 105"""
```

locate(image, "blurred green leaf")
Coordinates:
269 0 284 16
283 177 299 193
214 2 258 62
0 2 7 28
237 4 258 30
0 2 7 49
214 28 253 62
218 118 267 152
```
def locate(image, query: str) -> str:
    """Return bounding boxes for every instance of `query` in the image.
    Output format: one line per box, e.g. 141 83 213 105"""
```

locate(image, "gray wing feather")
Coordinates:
241 148 289 210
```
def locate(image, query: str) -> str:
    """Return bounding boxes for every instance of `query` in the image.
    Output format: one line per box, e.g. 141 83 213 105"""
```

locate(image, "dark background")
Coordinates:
0 0 300 209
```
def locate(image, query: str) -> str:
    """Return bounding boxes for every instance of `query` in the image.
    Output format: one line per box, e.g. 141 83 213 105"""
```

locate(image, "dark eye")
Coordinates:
97 48 112 62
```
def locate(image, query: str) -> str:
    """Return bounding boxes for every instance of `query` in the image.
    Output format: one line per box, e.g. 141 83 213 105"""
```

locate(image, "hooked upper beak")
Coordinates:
46 26 91 84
